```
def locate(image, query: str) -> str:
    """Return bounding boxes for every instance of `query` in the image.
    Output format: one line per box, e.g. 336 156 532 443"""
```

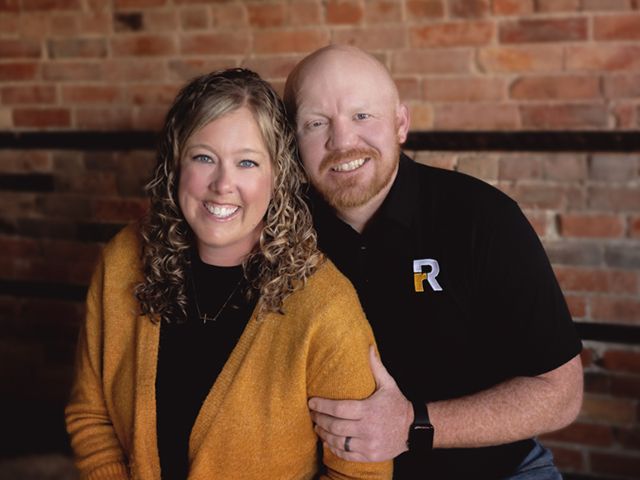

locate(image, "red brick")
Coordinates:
535 0 580 11
75 107 133 130
615 426 640 450
613 102 636 128
0 62 38 81
180 32 250 55
582 0 632 10
407 102 434 129
457 154 499 180
510 75 600 100
394 77 421 101
0 39 41 59
589 153 640 181
423 77 504 102
61 85 121 104
253 29 330 54
0 236 40 257
580 394 636 423
542 422 614 447
115 0 165 7
241 56 300 80
392 49 473 74
591 297 640 324
22 0 81 9
48 13 78 36
42 61 103 81
0 0 20 11
594 14 640 41
602 350 640 374
143 10 177 31
521 105 608 129
434 104 519 130
542 154 588 180
580 348 595 368
48 38 107 59
564 294 587 318
111 34 176 57
499 18 588 43
211 3 248 27
127 84 179 106
247 2 286 27
332 26 407 50
492 0 534 15
567 45 640 71
631 216 640 238
326 0 364 24
412 152 457 170
0 151 52 173
91 198 149 222
133 106 166 130
103 59 166 82
584 371 609 393
1 86 56 105
0 12 18 33
79 12 110 35
289 1 323 24
18 13 48 40
605 74 640 98
605 245 640 270
180 7 210 30
611 375 640 398
450 0 489 17
364 0 402 23
410 21 493 47
168 59 235 82
547 446 584 471
522 210 548 237
499 155 542 180
554 266 638 293
13 108 71 128
406 0 444 19
590 451 640 478
478 46 563 72
589 186 640 210
508 184 585 210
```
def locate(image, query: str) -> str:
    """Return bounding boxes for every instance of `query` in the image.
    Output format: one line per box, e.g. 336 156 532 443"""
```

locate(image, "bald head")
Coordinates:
284 45 401 126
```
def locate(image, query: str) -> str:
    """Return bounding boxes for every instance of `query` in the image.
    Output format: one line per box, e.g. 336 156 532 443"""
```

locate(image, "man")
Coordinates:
283 45 583 479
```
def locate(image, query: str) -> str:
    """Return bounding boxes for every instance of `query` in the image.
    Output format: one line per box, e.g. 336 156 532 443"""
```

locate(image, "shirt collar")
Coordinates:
376 151 420 230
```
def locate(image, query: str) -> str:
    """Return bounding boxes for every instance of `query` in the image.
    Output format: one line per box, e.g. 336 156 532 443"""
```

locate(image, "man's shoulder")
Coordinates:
405 156 517 214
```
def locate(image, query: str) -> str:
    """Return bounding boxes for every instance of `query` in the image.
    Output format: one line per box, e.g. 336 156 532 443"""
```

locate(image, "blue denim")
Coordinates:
503 439 562 480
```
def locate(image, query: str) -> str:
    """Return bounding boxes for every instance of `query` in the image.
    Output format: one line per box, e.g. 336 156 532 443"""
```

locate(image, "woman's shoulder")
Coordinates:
299 259 358 303
99 223 143 279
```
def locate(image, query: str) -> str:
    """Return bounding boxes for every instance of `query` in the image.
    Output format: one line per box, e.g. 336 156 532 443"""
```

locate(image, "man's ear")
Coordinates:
395 103 410 144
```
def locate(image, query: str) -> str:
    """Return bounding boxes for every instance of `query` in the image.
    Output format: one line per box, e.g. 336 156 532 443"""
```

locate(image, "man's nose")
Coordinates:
326 118 357 151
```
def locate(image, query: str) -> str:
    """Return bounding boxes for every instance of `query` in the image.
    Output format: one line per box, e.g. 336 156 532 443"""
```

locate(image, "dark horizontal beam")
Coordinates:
1 131 639 152
575 322 640 345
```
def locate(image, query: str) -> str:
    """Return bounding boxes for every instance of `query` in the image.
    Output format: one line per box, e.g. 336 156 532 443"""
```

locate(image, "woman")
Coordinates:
65 68 392 479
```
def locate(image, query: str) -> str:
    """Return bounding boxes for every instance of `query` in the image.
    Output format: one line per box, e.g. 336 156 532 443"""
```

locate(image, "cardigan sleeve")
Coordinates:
65 253 130 480
305 276 393 480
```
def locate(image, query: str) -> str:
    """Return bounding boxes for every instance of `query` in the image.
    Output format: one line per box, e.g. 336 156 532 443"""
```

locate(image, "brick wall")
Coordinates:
1 0 640 131
1 1 639 479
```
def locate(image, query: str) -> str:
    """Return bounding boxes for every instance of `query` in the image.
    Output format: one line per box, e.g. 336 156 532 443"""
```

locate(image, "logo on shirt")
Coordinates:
413 259 443 292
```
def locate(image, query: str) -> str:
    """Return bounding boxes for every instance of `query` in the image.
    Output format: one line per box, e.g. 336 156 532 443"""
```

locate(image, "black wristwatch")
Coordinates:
407 400 434 452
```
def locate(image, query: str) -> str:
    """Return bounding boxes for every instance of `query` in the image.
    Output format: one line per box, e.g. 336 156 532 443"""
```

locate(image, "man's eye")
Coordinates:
354 113 370 120
239 159 258 168
306 120 325 129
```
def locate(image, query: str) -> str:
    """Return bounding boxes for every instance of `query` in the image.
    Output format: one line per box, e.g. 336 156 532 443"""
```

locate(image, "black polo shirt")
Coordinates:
310 153 582 479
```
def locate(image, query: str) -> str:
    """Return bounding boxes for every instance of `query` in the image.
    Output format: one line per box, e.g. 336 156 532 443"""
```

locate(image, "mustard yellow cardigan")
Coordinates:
65 225 392 480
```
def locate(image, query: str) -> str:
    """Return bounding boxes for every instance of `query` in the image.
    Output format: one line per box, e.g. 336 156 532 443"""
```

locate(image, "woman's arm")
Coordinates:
65 256 130 480
305 274 393 480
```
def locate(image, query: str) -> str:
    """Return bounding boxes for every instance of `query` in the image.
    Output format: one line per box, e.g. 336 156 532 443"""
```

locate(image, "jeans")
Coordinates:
503 439 562 480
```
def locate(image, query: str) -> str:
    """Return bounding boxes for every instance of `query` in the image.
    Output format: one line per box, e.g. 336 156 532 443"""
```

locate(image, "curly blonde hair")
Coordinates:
135 68 324 323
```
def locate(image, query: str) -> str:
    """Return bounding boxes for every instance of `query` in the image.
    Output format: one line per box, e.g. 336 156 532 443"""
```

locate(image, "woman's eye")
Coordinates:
239 159 258 168
193 154 213 163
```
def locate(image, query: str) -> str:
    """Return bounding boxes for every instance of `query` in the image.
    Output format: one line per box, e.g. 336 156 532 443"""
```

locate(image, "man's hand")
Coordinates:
308 346 414 462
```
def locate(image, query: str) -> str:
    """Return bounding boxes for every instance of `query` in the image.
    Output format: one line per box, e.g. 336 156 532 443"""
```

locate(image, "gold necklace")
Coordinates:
190 274 243 324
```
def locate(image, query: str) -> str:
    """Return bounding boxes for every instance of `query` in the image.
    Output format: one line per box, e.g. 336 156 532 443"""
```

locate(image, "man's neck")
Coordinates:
334 168 398 234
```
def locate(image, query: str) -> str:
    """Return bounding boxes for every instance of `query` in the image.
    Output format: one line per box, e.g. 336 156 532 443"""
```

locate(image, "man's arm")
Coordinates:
310 347 583 462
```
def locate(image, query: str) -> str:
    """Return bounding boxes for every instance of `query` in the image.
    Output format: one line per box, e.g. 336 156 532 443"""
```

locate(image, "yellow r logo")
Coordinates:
414 273 427 292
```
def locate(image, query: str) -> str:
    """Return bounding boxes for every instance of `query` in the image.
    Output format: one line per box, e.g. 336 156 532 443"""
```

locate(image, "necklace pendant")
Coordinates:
201 313 212 324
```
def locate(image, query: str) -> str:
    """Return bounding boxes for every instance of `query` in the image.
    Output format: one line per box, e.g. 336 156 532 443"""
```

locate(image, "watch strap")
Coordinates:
408 399 434 452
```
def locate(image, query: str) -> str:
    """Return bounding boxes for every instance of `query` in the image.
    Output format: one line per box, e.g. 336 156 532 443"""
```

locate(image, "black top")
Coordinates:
310 154 582 479
155 253 256 480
